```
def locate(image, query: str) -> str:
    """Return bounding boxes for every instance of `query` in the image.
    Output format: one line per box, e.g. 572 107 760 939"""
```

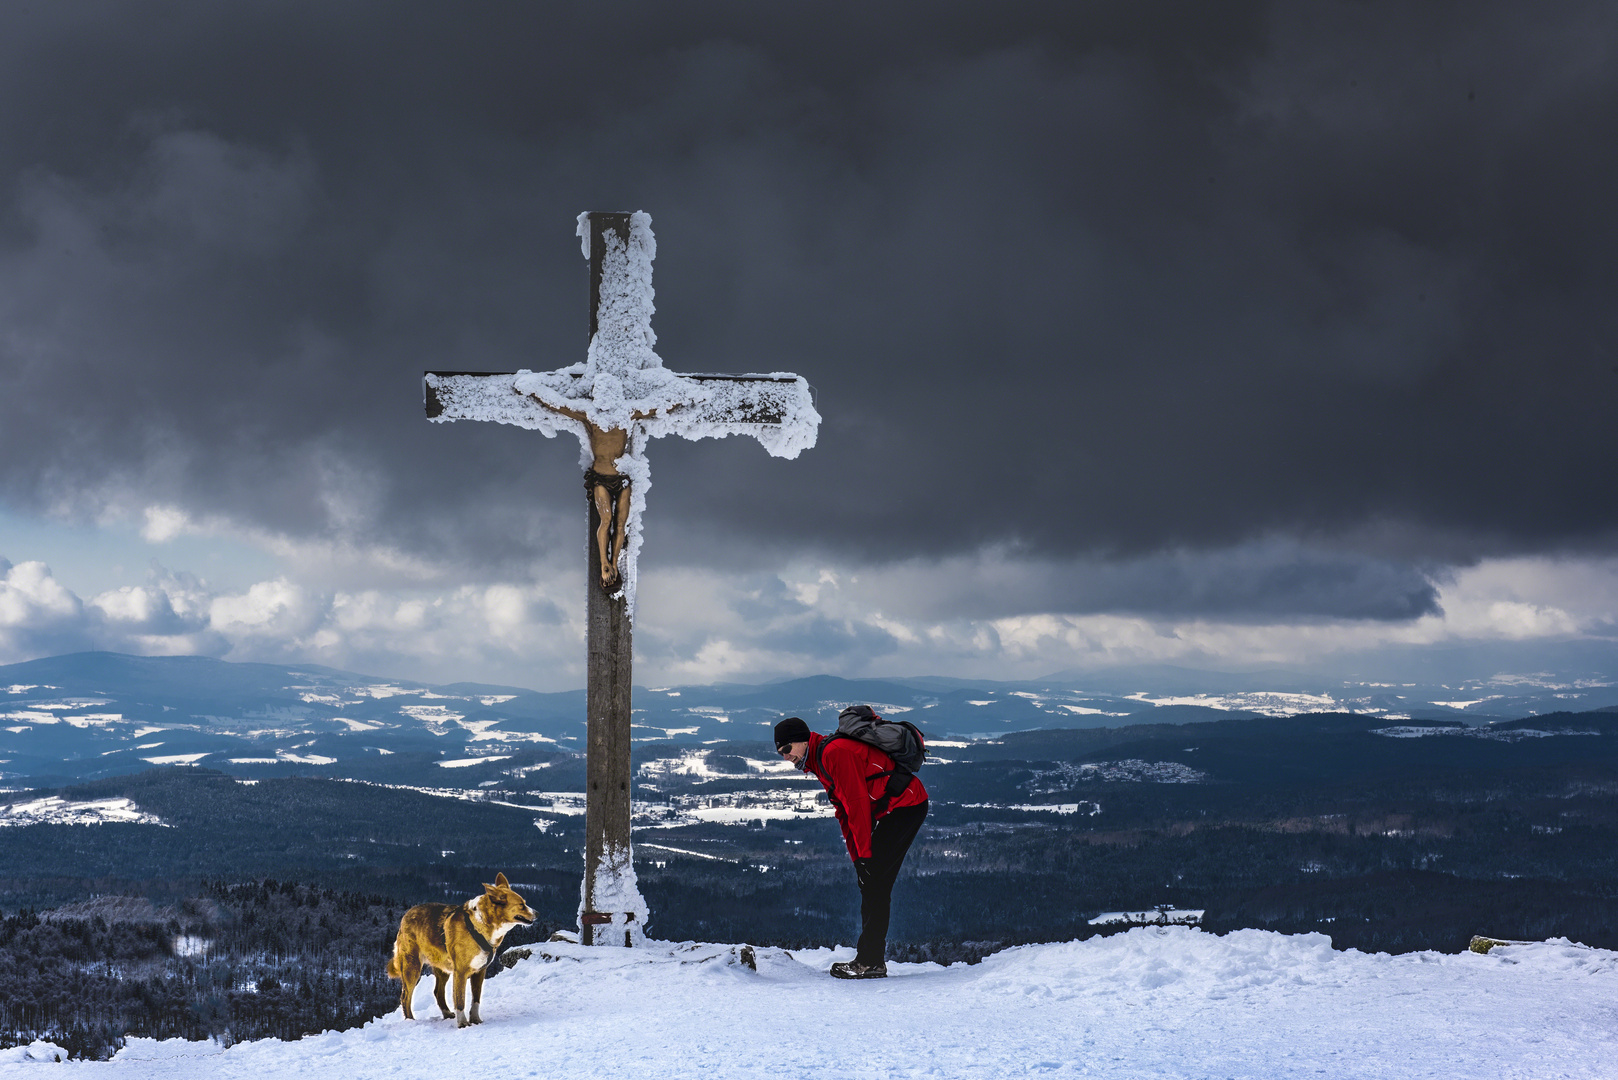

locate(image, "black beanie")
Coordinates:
773 716 811 749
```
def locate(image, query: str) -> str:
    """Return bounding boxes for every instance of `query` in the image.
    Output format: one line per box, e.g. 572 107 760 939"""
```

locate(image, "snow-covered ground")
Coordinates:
0 796 164 827
6 929 1614 1078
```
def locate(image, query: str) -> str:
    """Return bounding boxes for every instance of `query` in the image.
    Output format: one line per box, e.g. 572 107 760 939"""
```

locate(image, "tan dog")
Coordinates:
386 873 537 1027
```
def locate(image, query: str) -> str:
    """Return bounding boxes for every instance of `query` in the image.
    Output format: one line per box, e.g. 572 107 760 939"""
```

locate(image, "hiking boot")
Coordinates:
829 960 887 979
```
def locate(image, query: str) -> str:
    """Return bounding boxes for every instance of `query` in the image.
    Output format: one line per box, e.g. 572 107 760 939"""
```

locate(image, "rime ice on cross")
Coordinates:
424 212 820 946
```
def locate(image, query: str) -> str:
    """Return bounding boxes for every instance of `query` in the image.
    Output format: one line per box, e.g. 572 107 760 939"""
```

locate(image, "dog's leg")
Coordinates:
468 971 486 1025
399 956 419 1020
453 970 470 1028
432 969 453 1019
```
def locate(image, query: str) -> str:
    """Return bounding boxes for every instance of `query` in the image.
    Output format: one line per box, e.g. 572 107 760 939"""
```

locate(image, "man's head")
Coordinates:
774 716 811 768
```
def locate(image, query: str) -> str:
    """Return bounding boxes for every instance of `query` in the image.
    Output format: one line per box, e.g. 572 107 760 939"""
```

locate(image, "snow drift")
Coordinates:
10 928 1615 1078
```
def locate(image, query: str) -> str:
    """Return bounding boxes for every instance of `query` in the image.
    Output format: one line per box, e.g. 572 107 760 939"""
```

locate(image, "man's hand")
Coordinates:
854 857 875 886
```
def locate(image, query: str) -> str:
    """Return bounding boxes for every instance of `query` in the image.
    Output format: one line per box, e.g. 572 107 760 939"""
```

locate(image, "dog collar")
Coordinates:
459 904 504 974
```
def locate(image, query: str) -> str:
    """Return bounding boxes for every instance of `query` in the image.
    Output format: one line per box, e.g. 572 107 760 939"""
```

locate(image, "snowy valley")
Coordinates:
1 653 1616 1067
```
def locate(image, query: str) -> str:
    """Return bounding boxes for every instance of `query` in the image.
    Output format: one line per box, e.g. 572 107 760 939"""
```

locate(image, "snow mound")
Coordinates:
44 929 1618 1078
0 1040 67 1063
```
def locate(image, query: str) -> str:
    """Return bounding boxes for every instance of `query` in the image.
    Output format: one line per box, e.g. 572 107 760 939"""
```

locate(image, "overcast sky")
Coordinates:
2 1 1615 690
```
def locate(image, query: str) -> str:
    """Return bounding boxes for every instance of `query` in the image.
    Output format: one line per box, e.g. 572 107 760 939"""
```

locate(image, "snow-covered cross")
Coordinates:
424 212 820 946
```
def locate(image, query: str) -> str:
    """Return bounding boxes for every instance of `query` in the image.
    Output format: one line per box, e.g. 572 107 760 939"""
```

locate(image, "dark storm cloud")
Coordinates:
755 617 902 665
866 542 1443 623
1 1 1615 620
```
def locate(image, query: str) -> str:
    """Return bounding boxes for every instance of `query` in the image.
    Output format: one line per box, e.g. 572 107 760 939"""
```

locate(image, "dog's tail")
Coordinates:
386 946 400 980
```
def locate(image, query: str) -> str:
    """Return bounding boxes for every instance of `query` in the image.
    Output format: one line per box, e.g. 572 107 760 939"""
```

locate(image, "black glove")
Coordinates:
854 857 875 886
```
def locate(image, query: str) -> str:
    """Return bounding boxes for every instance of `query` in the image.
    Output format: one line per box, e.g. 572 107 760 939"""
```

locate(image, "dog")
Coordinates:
386 873 537 1027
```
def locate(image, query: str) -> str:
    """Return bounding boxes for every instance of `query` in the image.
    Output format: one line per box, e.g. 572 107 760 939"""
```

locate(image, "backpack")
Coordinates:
820 705 927 816
834 705 927 771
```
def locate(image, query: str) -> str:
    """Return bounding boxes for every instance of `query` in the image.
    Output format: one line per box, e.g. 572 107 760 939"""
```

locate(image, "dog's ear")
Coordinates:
495 872 510 888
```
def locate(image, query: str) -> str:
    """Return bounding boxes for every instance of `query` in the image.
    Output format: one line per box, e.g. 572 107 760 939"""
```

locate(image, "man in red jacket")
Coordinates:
775 711 928 979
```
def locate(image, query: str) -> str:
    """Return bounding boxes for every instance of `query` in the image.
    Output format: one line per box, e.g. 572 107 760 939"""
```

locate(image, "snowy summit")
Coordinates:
8 929 1614 1078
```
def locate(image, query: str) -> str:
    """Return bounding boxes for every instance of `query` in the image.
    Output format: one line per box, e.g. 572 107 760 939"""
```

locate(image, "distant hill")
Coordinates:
3 651 1617 786
3 656 1616 982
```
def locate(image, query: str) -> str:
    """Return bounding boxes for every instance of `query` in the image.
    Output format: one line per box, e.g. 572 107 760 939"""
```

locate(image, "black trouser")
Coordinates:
854 800 928 966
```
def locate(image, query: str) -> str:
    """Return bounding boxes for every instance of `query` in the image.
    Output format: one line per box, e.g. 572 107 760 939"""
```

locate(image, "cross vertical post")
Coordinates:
424 210 819 946
581 212 634 946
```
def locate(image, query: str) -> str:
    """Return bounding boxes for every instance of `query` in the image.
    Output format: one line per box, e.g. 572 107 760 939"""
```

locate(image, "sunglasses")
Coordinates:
777 745 794 757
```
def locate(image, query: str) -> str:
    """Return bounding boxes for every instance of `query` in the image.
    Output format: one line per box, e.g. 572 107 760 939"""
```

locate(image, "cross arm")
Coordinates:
423 371 577 435
608 371 820 460
659 373 810 426
425 370 820 458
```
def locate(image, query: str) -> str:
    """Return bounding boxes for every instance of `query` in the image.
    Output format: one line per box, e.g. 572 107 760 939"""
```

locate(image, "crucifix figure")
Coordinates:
424 212 819 946
536 402 668 592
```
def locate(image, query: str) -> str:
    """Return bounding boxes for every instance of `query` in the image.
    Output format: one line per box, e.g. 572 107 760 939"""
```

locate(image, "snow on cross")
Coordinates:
424 211 820 946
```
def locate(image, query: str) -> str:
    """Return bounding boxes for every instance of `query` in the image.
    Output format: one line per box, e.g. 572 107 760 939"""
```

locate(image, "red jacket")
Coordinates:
803 730 927 861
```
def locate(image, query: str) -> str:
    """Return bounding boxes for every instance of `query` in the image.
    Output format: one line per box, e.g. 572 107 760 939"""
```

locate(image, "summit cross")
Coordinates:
423 212 820 946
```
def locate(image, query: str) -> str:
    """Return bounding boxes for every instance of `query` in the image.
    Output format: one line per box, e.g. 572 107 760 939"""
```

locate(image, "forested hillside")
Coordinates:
0 881 555 1060
3 707 1616 1058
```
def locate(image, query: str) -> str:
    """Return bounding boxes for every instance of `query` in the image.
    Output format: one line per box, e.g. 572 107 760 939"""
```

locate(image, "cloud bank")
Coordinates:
1 2 1615 683
3 549 1612 691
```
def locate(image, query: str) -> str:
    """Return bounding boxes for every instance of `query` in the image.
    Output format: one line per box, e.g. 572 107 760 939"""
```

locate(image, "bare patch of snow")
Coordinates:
963 802 1102 816
0 796 165 827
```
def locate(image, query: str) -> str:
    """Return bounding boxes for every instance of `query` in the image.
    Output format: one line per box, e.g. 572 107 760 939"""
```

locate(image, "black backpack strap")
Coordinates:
866 766 913 818
822 733 912 817
810 732 843 779
812 733 845 811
